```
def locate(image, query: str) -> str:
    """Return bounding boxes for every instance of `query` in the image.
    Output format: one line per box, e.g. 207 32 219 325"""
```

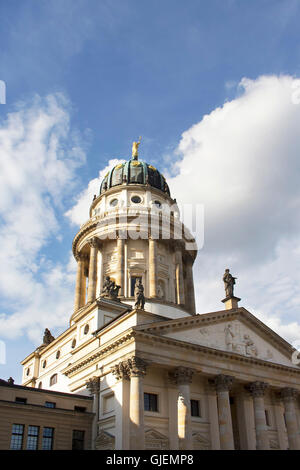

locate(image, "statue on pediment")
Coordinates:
223 268 237 298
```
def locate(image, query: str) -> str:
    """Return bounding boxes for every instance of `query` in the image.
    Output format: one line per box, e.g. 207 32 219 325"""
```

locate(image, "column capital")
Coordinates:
214 374 234 392
86 376 100 395
281 387 299 402
169 366 194 385
126 356 148 377
88 237 98 248
111 361 130 381
247 381 269 397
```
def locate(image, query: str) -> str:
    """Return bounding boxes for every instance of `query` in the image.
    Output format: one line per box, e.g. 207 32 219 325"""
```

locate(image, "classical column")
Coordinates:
281 388 300 450
175 245 185 305
170 366 193 450
214 374 235 449
111 361 130 449
74 253 84 311
116 237 125 296
206 383 221 450
86 376 100 450
127 356 147 449
248 381 270 450
87 237 98 303
273 393 288 450
149 238 157 297
185 258 195 314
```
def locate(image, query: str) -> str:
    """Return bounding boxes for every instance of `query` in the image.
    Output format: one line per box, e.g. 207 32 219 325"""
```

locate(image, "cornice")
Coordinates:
61 326 300 381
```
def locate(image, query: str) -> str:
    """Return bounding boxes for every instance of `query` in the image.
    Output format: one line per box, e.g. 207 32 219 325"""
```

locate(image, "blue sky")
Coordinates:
1 0 300 381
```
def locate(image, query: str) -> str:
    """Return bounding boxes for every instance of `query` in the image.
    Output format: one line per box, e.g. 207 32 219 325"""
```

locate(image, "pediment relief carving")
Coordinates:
145 428 169 450
192 432 210 450
95 430 115 450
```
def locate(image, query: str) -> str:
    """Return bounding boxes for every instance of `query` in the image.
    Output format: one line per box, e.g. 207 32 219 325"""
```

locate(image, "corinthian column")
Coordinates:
116 237 125 295
111 361 130 449
74 253 84 311
149 238 157 297
248 381 270 450
170 366 194 450
214 374 235 449
281 388 300 450
86 376 100 450
87 237 98 303
175 245 185 305
127 356 147 450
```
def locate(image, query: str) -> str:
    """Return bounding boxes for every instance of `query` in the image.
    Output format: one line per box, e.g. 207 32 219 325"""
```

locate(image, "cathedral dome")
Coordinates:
99 159 171 196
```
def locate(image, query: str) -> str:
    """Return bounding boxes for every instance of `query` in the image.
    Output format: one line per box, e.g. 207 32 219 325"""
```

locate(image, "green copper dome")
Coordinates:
99 159 170 196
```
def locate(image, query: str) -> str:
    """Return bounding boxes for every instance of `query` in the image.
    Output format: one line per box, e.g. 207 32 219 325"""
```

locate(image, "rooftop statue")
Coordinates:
101 276 121 301
43 328 55 345
134 279 145 310
132 136 141 160
223 268 237 298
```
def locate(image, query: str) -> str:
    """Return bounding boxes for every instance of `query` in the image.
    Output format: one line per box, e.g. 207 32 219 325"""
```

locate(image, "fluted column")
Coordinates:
127 356 147 450
74 253 84 311
86 376 100 450
214 374 235 449
116 237 125 296
111 362 130 449
248 381 270 450
206 383 221 449
175 245 185 305
170 366 193 450
149 238 157 297
87 237 98 303
185 259 195 314
281 388 300 450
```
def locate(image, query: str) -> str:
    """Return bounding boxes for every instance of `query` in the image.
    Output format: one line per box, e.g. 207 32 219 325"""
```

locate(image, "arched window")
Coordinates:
38 382 42 389
71 338 76 349
49 374 57 386
84 324 89 335
56 350 60 360
42 360 46 368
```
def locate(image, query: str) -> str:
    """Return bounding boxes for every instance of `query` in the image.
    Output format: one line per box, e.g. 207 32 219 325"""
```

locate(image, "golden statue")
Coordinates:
132 136 141 160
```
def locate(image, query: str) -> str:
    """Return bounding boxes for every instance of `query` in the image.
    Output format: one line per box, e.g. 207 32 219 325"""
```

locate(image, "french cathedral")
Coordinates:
18 142 300 450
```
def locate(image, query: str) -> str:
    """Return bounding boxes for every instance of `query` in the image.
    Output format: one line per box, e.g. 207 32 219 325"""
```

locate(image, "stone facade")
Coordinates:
17 153 300 450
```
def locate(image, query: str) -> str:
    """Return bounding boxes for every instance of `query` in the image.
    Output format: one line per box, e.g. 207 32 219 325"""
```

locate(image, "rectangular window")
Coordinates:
72 430 85 450
26 425 39 450
15 397 27 404
42 427 54 450
45 401 56 408
144 393 158 412
74 406 86 413
265 409 270 427
191 399 201 417
10 424 24 450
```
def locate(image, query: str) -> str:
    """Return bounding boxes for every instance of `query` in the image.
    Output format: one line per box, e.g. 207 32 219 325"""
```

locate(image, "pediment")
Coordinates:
137 308 296 368
95 430 115 450
145 428 169 450
192 432 210 450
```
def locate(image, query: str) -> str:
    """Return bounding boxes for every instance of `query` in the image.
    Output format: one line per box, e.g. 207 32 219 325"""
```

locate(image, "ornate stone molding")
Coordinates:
247 381 268 397
214 374 234 392
86 376 100 395
111 361 130 381
126 356 148 377
169 366 194 385
281 387 299 402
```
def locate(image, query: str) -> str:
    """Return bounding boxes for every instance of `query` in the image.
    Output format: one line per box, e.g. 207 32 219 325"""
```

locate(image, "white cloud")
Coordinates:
168 75 300 344
65 158 125 226
0 94 86 343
